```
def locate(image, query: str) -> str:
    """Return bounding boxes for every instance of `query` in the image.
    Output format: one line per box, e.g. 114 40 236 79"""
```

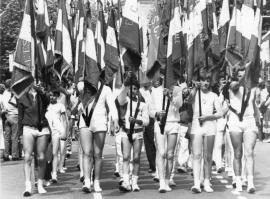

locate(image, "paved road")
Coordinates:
1 136 270 199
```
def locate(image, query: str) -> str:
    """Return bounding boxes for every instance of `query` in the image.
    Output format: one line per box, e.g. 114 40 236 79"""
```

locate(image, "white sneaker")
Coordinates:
23 181 32 197
204 180 213 193
94 180 102 192
119 181 131 192
51 172 57 183
169 179 176 187
132 183 140 192
247 186 256 194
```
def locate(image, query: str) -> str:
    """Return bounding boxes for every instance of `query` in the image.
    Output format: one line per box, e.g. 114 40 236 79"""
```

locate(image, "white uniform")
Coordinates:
78 84 118 132
227 87 257 134
150 85 183 135
190 91 220 136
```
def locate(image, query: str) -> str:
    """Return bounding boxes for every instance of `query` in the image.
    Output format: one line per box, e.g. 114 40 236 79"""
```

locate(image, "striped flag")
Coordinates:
119 0 142 71
244 0 262 88
54 0 73 80
74 0 85 83
95 0 106 70
35 0 54 82
11 0 35 98
104 8 120 85
225 1 243 72
186 0 205 82
76 2 100 107
166 0 183 88
218 0 230 54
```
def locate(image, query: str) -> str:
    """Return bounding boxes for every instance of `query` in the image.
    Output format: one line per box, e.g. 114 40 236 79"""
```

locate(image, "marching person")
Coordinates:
1 79 19 161
45 90 68 183
117 72 149 192
77 77 119 193
150 77 183 193
18 83 51 196
226 70 259 193
188 72 223 193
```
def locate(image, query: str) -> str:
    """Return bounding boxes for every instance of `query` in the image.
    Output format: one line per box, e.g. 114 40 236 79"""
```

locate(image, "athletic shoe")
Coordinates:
217 167 224 174
132 183 140 192
119 181 131 192
169 179 176 187
51 173 57 183
114 171 120 177
23 181 32 197
247 186 256 194
191 186 201 193
82 185 91 193
23 191 31 197
263 138 270 143
177 166 187 173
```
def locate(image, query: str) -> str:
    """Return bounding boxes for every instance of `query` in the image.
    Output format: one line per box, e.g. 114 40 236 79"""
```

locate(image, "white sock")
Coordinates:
123 174 129 184
247 176 254 187
25 181 31 191
235 176 242 191
84 178 91 187
37 179 47 194
194 178 201 188
159 179 166 188
132 175 138 185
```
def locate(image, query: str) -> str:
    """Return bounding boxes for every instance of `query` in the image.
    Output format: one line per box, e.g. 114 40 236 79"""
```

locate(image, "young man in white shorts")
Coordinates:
117 73 149 192
227 71 258 193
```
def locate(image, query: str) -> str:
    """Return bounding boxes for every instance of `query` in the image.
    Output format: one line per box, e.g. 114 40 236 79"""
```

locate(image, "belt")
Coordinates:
123 127 143 133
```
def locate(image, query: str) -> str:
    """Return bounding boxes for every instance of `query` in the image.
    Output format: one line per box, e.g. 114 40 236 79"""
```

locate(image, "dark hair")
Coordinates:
52 90 60 97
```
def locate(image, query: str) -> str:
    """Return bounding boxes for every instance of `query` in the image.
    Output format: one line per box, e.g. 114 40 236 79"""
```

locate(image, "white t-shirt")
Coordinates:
193 90 220 119
46 103 66 133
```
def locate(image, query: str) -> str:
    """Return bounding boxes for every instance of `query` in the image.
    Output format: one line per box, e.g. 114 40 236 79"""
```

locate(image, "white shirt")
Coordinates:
150 85 183 122
193 90 220 119
78 84 118 131
228 86 256 118
0 90 18 115
45 103 66 133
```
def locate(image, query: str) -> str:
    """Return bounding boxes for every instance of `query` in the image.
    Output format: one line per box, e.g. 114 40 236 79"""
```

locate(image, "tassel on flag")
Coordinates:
54 0 73 80
95 0 106 70
104 8 121 85
11 0 35 98
119 0 142 71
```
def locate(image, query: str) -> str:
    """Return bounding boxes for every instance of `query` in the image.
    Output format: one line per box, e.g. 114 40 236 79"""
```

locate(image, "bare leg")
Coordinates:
51 133 60 181
131 138 143 191
120 136 132 191
80 128 93 192
93 131 106 192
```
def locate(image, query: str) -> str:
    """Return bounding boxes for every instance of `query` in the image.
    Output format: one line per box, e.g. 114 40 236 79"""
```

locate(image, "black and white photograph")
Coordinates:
0 0 270 198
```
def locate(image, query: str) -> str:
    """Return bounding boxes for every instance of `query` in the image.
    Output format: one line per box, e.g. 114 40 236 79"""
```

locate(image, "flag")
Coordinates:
146 2 162 78
76 2 100 108
35 0 54 83
186 0 205 82
157 0 170 74
54 0 73 80
74 0 85 83
95 0 106 70
244 0 262 88
166 0 184 88
225 1 243 73
261 31 270 80
119 0 141 71
104 8 121 85
218 0 230 53
11 0 35 98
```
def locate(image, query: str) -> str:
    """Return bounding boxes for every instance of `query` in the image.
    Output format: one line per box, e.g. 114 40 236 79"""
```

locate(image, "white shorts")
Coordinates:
217 118 227 132
190 119 217 136
78 115 107 132
23 126 50 137
154 121 180 135
121 128 143 140
227 114 258 134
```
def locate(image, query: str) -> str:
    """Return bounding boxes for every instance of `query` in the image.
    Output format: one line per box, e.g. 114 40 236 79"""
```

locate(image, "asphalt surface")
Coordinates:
1 136 270 199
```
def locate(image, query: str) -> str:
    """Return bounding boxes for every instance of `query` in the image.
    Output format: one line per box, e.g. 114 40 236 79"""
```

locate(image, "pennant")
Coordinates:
95 1 106 70
11 0 35 98
54 0 73 80
104 8 121 85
